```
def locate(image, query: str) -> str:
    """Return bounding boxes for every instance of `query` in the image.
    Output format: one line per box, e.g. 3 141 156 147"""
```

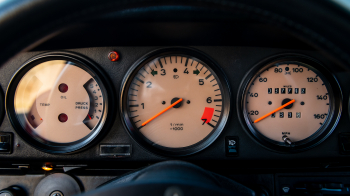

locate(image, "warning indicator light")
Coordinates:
108 51 119 62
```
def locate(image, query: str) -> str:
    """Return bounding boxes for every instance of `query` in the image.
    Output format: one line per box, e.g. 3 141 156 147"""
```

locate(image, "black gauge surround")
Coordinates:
0 86 4 126
5 52 114 154
237 54 342 152
120 47 231 157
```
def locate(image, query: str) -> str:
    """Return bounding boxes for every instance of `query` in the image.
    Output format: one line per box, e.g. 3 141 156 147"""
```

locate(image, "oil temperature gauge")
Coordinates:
6 53 111 153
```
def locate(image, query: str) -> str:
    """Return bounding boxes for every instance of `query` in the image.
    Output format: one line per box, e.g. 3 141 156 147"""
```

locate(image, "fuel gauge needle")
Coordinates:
253 99 295 123
141 98 183 126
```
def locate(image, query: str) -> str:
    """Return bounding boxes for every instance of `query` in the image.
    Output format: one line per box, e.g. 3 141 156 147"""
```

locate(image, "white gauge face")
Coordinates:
125 55 226 149
244 63 330 143
13 60 105 143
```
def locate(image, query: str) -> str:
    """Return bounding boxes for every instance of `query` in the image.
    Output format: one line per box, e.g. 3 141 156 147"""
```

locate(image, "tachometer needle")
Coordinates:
141 98 183 126
253 99 295 123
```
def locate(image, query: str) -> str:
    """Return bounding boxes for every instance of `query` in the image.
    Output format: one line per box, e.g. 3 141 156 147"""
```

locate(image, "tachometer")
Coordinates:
6 52 112 154
120 48 230 156
238 55 341 152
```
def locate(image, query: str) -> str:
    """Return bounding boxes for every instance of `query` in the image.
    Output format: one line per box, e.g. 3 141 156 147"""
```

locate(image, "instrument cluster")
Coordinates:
0 47 345 158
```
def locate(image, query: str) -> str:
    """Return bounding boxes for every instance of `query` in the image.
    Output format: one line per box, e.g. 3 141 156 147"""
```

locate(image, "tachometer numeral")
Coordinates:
184 68 189 74
206 97 212 103
146 81 152 88
161 69 166 76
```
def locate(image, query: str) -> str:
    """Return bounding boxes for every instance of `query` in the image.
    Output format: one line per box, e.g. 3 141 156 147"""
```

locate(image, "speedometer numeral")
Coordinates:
314 113 327 119
293 68 303 72
307 77 318 82
249 93 258 97
250 110 259 115
259 77 267 82
274 68 282 73
316 95 327 100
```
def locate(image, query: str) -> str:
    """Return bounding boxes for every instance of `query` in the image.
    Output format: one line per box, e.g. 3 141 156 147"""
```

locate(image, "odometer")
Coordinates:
120 48 230 156
239 55 341 151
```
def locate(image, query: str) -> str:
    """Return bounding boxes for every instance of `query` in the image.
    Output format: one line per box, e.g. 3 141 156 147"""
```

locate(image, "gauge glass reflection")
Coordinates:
14 60 105 143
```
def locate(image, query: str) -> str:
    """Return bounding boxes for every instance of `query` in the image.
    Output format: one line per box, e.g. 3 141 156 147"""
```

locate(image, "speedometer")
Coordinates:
120 48 230 156
238 55 342 152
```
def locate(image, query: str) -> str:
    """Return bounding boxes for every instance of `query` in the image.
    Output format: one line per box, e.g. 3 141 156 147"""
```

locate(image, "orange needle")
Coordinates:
141 98 183 126
253 99 295 123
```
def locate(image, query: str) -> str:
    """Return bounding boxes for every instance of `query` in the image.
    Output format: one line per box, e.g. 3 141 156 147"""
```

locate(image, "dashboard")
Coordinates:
1 1 350 196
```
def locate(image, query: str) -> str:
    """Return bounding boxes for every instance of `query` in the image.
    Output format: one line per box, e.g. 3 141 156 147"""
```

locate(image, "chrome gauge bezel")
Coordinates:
5 52 114 154
237 54 342 152
120 47 231 157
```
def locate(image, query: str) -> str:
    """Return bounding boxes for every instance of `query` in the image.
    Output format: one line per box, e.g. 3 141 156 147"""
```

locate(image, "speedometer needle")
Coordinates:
253 99 295 123
141 98 183 126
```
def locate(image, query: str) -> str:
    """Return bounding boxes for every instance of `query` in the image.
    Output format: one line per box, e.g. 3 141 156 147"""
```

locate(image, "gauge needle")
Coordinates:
253 99 295 123
141 98 183 127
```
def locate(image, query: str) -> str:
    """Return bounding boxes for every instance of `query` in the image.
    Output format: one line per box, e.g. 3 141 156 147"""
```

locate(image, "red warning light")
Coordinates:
108 51 119 62
58 83 68 93
58 113 68 123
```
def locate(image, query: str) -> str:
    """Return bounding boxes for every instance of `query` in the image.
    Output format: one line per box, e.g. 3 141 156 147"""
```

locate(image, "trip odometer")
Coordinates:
120 48 230 156
239 55 342 152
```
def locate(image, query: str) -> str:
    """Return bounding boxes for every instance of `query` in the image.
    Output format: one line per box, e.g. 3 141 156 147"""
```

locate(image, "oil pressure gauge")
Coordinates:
6 52 112 154
239 55 342 152
120 48 230 156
